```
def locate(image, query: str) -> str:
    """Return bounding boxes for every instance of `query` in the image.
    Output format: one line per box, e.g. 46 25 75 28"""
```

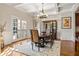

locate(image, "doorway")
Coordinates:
43 20 57 40
75 12 79 55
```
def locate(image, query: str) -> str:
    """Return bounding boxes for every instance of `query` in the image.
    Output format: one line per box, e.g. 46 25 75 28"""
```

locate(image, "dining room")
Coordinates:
0 3 78 56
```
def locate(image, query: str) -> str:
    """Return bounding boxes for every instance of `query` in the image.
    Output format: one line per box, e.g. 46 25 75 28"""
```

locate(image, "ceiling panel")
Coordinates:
6 3 76 16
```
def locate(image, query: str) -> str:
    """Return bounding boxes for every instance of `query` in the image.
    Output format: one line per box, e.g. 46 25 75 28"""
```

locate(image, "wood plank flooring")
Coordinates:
60 40 75 56
1 39 30 56
1 39 77 56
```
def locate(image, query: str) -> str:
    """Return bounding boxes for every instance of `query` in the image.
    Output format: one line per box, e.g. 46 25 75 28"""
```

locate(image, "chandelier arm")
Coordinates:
37 3 48 19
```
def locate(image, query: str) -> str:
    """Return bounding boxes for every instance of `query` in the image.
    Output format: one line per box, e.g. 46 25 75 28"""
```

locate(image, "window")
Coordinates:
18 19 21 30
12 16 27 39
22 20 27 29
13 18 18 39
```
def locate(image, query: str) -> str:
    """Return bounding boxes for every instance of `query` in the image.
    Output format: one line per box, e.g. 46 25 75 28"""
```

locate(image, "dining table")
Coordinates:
39 34 51 47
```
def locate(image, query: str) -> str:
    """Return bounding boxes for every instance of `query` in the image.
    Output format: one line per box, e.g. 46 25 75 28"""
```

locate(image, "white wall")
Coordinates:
59 11 75 41
0 4 33 45
0 4 76 45
39 11 75 41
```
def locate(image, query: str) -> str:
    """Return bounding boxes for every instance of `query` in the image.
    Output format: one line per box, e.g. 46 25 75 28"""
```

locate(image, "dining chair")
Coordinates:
49 33 54 48
30 29 42 51
43 33 54 48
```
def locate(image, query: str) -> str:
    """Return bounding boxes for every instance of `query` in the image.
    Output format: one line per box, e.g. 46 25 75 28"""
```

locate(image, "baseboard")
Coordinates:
3 36 31 50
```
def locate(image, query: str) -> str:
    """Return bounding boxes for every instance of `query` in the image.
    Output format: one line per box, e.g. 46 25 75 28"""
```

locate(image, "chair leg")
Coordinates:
38 46 40 51
50 40 54 48
31 42 33 50
50 43 53 48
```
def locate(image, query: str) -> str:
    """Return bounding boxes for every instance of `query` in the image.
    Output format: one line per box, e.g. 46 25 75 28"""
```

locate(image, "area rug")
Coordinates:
14 40 61 56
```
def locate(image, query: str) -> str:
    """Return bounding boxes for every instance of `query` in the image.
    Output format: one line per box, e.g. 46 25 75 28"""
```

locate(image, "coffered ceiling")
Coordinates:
6 3 77 16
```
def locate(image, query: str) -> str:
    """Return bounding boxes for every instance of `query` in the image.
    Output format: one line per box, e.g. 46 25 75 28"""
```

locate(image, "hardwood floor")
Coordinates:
1 38 77 56
0 47 27 56
1 39 61 56
60 40 75 56
1 39 30 56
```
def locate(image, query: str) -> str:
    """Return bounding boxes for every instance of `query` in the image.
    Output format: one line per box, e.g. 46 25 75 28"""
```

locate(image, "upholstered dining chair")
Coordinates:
30 29 42 51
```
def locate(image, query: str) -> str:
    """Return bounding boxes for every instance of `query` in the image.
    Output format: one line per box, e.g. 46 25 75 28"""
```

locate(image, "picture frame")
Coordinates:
62 17 71 29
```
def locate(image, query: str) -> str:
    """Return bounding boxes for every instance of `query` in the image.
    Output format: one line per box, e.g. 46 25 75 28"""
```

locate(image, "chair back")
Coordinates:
30 29 39 43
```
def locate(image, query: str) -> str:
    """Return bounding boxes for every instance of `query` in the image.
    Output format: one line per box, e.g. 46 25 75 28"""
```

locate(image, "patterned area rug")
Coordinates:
14 40 61 56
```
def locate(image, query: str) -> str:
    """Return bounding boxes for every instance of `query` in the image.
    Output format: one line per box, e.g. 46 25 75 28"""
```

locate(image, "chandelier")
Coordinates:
56 3 61 12
37 3 48 19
